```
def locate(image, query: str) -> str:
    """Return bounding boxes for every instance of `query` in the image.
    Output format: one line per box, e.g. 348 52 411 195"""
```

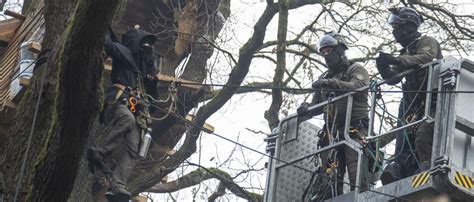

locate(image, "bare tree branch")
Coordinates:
147 165 263 201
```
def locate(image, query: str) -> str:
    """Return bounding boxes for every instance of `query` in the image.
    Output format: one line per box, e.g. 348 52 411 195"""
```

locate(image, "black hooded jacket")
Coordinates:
104 29 157 89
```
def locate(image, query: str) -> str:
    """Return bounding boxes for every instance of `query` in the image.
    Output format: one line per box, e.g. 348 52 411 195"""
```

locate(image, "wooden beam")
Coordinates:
186 114 215 133
157 74 209 91
27 42 41 54
3 99 16 109
102 60 209 92
19 77 30 87
132 195 148 202
0 18 22 42
4 10 26 21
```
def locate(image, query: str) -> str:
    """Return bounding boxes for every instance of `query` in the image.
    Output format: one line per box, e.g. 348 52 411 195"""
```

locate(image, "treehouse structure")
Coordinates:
0 2 214 137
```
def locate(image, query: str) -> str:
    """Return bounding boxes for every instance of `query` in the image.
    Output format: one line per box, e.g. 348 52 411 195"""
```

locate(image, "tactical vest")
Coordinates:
319 62 368 127
400 36 440 117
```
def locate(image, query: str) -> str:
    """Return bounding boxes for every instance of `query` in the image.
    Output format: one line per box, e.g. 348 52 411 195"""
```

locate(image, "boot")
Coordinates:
416 161 431 173
380 162 402 185
106 185 131 202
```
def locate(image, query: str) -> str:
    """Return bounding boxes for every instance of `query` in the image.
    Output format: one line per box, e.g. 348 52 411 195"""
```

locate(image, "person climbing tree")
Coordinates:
86 26 158 201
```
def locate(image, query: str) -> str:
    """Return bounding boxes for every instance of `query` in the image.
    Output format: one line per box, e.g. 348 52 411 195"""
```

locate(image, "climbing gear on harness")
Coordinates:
326 161 339 174
128 96 138 113
349 127 360 140
138 128 152 159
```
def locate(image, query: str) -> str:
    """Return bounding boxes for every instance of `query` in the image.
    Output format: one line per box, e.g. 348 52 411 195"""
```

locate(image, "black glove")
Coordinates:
375 54 403 85
378 52 401 65
375 56 388 69
297 102 310 116
312 79 332 89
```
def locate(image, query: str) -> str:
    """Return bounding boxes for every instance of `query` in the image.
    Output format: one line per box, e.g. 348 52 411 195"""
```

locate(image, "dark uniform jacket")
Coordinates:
311 62 369 127
383 35 443 177
384 35 443 117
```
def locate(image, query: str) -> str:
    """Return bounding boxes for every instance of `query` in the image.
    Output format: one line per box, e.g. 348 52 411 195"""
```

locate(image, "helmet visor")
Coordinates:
388 14 406 26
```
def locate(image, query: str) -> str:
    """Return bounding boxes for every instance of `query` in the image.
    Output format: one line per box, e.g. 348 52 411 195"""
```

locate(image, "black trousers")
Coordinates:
100 102 140 189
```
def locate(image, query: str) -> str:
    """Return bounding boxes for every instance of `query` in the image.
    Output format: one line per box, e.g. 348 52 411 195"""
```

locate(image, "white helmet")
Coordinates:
317 32 349 52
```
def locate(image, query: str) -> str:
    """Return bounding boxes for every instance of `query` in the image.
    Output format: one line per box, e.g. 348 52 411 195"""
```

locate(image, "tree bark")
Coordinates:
31 0 125 201
31 1 126 200
0 0 125 201
0 1 76 201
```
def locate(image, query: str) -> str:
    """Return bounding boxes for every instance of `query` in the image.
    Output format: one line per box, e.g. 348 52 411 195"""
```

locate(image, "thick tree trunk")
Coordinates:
0 0 125 201
0 1 76 201
30 1 125 200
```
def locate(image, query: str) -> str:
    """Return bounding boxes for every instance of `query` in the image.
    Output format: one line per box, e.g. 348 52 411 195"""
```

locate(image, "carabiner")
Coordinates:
129 97 137 113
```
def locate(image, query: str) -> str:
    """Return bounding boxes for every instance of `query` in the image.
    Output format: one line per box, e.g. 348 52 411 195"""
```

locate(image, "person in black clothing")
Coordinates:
87 27 158 200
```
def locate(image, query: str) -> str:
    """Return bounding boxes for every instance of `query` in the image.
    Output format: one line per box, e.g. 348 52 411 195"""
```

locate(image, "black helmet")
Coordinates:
317 32 348 52
388 7 423 27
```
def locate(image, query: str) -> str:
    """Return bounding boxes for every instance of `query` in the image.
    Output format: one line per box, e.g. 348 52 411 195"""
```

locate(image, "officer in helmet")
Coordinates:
298 32 370 197
376 7 442 185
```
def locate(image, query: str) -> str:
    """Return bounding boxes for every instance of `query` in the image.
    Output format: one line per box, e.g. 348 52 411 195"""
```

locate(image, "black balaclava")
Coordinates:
121 29 157 74
324 45 348 73
392 22 421 47
138 37 156 75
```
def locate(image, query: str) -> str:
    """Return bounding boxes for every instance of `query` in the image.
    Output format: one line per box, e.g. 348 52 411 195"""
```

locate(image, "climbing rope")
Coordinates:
141 81 178 121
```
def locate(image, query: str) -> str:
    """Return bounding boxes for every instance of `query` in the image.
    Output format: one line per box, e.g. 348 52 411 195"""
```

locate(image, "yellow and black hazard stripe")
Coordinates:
412 171 430 188
454 171 474 189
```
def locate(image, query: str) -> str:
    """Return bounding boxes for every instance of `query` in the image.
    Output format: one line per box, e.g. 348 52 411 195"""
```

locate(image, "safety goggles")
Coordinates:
388 13 406 26
140 43 154 52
